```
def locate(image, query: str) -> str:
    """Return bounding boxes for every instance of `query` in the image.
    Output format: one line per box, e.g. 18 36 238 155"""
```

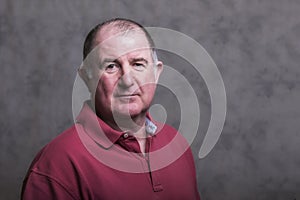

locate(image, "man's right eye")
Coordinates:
105 64 119 73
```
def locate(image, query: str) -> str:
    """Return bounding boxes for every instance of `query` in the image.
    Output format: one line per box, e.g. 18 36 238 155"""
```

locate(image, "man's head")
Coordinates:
79 18 163 128
83 18 156 60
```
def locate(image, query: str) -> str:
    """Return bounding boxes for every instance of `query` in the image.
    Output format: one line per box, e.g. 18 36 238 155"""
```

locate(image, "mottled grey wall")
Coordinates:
1 0 300 199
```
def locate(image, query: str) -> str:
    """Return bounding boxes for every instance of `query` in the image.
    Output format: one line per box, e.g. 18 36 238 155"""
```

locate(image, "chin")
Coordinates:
113 104 145 118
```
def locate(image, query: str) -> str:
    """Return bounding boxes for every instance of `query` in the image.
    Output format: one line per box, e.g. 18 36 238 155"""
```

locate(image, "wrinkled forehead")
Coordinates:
93 26 152 60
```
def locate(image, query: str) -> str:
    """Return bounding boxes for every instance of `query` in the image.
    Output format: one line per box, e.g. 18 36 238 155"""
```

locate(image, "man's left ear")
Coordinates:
154 61 163 82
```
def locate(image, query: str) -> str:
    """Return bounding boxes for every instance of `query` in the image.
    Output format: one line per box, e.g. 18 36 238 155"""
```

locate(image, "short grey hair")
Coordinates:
83 18 157 61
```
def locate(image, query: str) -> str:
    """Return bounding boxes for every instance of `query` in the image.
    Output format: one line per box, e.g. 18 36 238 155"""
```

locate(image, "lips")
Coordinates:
114 93 140 98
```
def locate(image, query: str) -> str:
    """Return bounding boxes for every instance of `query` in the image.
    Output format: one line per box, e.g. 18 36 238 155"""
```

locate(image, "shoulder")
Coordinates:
41 125 80 156
28 125 85 175
155 121 178 137
156 122 196 161
22 125 87 199
151 121 190 152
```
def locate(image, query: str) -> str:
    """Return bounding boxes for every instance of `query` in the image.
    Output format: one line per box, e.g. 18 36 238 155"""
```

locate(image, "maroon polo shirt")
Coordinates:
22 102 200 200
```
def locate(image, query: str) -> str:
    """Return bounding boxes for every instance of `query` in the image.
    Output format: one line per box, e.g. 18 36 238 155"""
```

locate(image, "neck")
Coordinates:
97 110 147 137
101 112 148 155
88 100 143 130
114 115 146 131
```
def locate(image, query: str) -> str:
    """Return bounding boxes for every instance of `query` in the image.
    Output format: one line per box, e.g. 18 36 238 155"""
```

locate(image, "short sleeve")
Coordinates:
21 171 77 200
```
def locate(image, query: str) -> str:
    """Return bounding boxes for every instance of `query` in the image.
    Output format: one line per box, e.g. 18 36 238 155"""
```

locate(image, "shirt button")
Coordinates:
123 133 129 138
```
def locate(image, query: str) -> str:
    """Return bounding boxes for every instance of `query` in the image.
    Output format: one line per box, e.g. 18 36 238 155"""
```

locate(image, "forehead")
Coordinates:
94 26 152 60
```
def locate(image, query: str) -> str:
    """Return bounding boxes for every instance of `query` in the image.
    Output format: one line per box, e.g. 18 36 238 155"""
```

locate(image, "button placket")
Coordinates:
147 137 163 192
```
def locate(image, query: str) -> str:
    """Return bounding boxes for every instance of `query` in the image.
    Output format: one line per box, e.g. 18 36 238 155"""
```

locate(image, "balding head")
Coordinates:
83 18 155 60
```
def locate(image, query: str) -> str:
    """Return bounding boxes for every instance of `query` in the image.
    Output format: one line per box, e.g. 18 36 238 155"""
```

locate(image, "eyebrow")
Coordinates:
102 58 117 63
129 57 148 64
101 57 149 65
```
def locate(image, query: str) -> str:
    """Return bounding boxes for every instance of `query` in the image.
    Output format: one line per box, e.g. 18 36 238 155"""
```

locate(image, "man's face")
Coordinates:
85 28 162 121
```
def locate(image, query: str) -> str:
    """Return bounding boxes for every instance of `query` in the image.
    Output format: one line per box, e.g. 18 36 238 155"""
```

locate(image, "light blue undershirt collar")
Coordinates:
145 118 157 136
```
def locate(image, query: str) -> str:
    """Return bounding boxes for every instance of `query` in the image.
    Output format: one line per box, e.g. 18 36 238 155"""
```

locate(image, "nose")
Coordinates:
118 65 134 88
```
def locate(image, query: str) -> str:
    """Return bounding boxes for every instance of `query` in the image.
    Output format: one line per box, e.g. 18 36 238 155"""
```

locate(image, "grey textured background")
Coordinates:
1 0 300 199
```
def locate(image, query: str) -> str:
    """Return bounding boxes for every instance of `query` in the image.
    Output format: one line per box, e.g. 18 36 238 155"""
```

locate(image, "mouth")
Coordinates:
114 93 140 98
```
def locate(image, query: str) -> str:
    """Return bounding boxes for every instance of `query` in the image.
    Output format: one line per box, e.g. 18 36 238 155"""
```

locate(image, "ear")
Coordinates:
78 66 92 93
154 61 163 83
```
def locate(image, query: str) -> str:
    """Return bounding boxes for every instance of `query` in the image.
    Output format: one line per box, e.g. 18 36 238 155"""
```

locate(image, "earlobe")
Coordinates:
155 61 163 82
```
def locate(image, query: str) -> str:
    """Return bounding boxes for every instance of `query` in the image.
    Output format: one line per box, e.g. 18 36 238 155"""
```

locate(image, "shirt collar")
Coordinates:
75 101 157 149
145 117 157 136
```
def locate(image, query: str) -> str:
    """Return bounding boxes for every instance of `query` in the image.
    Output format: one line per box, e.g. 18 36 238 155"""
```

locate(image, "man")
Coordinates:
22 18 200 200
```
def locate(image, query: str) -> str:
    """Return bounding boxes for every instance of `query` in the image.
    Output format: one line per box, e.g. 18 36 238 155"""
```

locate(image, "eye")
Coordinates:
105 63 120 73
133 62 145 71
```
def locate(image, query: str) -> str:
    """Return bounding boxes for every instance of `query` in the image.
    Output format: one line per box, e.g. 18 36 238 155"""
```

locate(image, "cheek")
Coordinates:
139 72 157 88
140 83 157 100
96 77 116 101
